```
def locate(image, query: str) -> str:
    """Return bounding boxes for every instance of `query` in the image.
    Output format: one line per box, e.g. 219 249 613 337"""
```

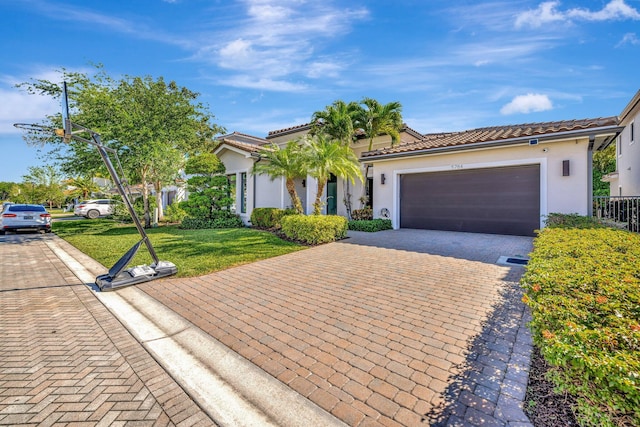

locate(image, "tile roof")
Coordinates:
267 122 423 141
217 131 269 146
266 123 311 139
362 117 619 158
217 138 264 154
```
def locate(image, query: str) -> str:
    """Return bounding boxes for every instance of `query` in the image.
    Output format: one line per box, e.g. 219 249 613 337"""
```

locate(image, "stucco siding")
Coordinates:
616 111 640 196
368 138 592 230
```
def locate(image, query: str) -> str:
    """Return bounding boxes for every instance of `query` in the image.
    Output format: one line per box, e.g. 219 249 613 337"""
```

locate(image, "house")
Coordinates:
214 126 423 224
362 118 621 236
215 117 622 236
602 90 640 196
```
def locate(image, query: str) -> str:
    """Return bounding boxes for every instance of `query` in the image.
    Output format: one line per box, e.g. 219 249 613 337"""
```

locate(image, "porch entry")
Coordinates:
327 174 337 215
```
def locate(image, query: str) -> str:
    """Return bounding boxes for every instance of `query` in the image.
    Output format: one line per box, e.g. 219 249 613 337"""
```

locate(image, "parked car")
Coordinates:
74 199 115 219
0 204 51 234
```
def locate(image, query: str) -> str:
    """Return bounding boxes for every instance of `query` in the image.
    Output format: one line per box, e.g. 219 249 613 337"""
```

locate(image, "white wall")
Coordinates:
369 138 592 229
615 111 639 196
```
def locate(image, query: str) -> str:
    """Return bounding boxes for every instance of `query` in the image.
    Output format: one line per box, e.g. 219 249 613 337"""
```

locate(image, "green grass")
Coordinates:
53 219 305 277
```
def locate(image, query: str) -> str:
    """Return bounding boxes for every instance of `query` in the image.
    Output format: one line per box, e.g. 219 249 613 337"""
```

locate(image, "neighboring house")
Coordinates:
217 117 622 236
602 90 640 196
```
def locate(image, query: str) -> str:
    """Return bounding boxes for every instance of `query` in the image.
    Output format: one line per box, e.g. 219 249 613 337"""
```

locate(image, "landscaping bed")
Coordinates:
522 226 640 426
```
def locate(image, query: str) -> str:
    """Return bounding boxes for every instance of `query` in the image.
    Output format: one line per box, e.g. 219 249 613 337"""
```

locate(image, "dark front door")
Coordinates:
327 174 337 215
399 165 540 236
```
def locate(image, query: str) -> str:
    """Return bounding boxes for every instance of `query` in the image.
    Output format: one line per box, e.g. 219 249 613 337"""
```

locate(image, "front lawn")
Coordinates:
53 219 305 277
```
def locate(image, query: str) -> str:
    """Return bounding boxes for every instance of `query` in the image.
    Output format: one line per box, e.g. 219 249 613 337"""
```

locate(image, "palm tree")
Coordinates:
354 98 403 206
67 176 100 200
253 140 306 214
310 100 360 146
310 100 361 217
303 134 363 215
355 98 403 151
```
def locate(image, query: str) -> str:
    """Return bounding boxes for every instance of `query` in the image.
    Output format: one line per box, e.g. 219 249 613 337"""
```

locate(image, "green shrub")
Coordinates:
164 202 188 223
351 208 373 221
111 196 157 223
544 213 604 229
281 215 347 244
522 227 640 426
250 207 297 229
348 219 393 232
180 211 244 229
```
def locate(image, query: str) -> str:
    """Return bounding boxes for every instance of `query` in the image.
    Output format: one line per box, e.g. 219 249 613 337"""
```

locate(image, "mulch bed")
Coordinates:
525 346 579 426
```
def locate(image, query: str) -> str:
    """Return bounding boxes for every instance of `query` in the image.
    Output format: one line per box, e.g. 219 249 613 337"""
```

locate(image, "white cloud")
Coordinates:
500 93 553 114
0 88 59 135
515 0 640 28
199 0 369 91
617 32 640 46
218 75 308 92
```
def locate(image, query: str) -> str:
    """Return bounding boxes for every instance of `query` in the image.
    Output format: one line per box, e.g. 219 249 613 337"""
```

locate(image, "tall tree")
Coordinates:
303 134 363 215
310 100 361 217
22 165 65 208
310 100 360 146
353 98 403 205
17 65 224 227
253 141 306 214
355 97 403 152
66 176 100 200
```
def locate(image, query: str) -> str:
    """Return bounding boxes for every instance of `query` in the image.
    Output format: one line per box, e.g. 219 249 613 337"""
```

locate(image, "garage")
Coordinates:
399 164 540 236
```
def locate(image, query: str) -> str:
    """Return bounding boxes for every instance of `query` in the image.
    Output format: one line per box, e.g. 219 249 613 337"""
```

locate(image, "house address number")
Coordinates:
451 164 464 169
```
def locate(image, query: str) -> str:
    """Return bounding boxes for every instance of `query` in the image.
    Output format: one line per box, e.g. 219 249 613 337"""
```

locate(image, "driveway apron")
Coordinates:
139 229 535 427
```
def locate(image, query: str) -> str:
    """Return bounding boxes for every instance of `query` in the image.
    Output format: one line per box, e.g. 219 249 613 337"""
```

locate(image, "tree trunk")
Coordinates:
361 164 371 208
313 179 326 215
285 178 304 214
154 180 164 222
343 180 353 219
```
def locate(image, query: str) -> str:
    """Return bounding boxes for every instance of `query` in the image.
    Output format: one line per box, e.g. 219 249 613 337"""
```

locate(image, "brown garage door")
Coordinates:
400 164 540 236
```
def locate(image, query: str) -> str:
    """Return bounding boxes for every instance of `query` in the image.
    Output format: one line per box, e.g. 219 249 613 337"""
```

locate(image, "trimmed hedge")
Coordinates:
348 219 392 232
280 214 348 244
522 227 640 426
544 213 604 229
180 211 244 229
250 207 297 229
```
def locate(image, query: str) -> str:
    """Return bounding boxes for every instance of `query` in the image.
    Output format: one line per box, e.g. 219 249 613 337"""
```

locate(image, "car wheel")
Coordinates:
87 209 100 219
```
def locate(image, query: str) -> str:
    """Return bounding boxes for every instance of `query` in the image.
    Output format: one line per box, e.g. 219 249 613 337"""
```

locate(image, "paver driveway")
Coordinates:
0 233 215 426
139 229 535 427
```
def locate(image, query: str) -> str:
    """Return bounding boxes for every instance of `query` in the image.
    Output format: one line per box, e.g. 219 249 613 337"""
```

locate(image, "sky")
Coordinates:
1 0 639 182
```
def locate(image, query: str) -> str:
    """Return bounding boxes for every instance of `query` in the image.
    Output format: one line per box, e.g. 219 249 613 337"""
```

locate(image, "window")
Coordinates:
227 174 237 213
631 121 635 143
240 172 247 214
618 137 622 156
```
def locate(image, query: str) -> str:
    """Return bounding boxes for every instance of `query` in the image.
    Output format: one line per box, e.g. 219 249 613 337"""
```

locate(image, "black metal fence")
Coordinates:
593 196 640 232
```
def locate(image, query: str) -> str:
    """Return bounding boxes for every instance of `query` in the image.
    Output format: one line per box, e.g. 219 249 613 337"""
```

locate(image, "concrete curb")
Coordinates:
46 236 347 427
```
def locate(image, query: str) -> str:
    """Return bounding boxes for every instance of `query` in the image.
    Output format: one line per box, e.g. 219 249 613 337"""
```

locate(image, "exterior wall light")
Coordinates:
381 174 386 185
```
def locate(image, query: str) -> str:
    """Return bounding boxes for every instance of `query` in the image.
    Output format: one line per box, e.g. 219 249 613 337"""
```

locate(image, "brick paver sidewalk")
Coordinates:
0 234 215 426
139 229 534 427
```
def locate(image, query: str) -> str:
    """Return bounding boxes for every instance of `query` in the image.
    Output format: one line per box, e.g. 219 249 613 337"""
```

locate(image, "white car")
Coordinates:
74 199 115 219
0 204 51 234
